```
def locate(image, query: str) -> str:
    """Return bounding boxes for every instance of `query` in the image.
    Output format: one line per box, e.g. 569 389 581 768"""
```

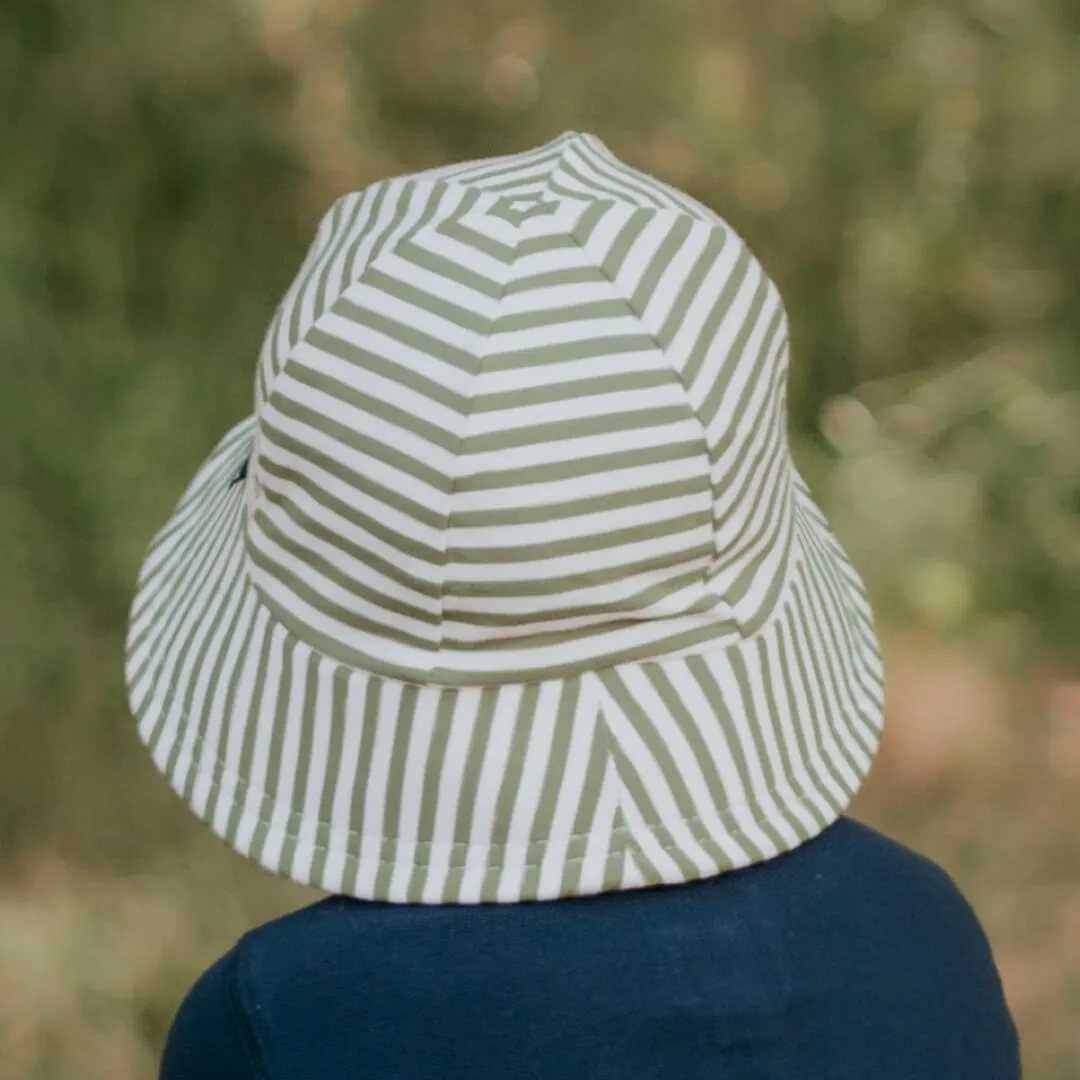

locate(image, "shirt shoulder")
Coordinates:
159 939 270 1080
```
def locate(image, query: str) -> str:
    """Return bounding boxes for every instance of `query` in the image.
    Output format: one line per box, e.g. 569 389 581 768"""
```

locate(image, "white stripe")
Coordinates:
291 337 467 432
350 680 402 897
484 313 655 353
575 758 624 895
782 570 864 791
257 467 443 594
233 631 286 856
288 656 336 883
705 650 802 850
451 454 706 514
611 782 686 884
257 433 446 551
636 221 720 337
421 687 484 903
596 688 717 876
660 662 778 854
465 382 685 437
496 280 627 314
387 685 443 900
336 278 490 355
448 490 707 549
319 671 365 892
458 685 524 902
611 666 735 840
407 226 513 289
459 417 703 474
249 526 441 646
257 640 317 869
661 236 748 383
499 241 596 280
448 520 709 585
535 678 599 898
493 681 563 900
620 849 649 889
210 606 271 836
282 377 459 476
169 569 249 799
755 628 842 822
141 506 245 746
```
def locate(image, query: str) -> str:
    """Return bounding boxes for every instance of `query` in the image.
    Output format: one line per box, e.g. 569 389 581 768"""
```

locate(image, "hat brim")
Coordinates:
126 416 885 904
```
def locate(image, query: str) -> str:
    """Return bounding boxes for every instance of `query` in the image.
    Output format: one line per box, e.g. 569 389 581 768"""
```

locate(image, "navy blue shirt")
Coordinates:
160 816 1021 1079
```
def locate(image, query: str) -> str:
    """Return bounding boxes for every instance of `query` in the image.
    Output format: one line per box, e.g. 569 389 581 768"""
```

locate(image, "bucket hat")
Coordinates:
126 131 885 904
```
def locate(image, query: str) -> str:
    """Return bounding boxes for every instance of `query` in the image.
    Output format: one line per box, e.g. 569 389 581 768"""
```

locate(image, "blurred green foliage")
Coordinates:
2 0 1077 859
2 1 1079 1076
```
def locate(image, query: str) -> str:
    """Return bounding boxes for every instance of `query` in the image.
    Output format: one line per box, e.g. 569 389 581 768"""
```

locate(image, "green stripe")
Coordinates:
461 147 567 190
437 218 518 263
304 324 467 414
482 332 663 372
447 508 707 565
453 439 705 492
771 617 847 809
179 572 252 806
470 366 675 412
462 404 693 455
345 678 383 865
248 521 441 640
448 475 707 527
307 193 372 345
442 688 499 902
685 654 791 855
359 266 492 334
134 492 243 689
287 355 463 452
443 541 714 598
274 646 322 876
787 575 864 782
258 454 444 582
656 226 729 349
371 683 419 898
443 566 714 628
600 672 704 833
251 501 442 625
164 549 248 784
562 717 625 895
502 266 608 295
681 244 755 390
264 395 453 497
405 689 459 902
487 685 541 854
753 634 835 827
308 663 352 885
394 236 505 301
527 680 579 846
698 273 775 425
491 297 634 333
248 634 299 863
629 213 693 316
222 617 276 846
597 207 652 281
331 294 483 376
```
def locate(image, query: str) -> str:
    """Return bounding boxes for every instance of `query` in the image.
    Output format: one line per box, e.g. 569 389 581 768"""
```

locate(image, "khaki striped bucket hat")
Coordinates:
126 131 885 904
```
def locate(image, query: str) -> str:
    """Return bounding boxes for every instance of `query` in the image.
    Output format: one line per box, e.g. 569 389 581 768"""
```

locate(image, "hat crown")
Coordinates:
245 133 795 685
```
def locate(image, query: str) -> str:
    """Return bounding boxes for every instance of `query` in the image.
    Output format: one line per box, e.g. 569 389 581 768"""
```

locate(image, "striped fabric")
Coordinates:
126 132 885 903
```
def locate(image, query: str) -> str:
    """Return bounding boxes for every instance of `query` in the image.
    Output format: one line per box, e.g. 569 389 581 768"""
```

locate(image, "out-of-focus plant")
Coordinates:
820 341 1080 656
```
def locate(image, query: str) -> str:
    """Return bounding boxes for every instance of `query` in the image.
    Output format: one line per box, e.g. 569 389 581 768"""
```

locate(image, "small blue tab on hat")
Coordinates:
229 457 249 488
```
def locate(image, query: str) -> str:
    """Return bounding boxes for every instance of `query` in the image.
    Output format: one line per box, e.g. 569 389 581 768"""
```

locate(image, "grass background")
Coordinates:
2 0 1078 1074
